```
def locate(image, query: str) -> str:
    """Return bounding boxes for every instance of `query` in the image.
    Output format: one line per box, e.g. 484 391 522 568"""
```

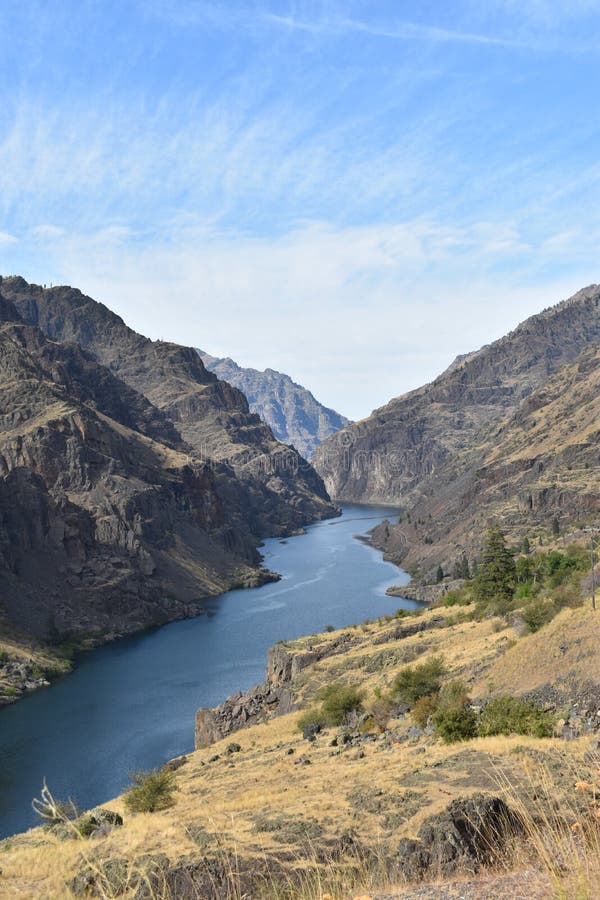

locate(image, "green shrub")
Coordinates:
296 706 328 733
123 767 178 814
433 705 477 743
297 682 364 731
391 656 446 706
520 598 557 633
317 682 364 725
478 696 554 738
438 679 470 710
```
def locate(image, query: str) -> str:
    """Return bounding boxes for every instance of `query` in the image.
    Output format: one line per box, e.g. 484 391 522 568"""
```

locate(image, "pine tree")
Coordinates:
474 527 516 608
460 553 470 579
521 536 530 555
552 517 560 538
436 565 444 583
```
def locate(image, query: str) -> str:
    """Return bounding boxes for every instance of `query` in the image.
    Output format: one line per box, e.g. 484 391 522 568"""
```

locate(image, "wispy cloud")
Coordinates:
17 215 596 419
265 13 520 48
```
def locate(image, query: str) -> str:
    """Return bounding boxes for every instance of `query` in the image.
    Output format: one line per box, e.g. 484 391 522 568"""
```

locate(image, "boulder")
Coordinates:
396 793 522 880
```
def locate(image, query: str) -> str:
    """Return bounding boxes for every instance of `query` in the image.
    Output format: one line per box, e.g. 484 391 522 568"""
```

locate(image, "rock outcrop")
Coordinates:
0 278 336 644
195 632 361 747
199 351 350 459
396 794 523 880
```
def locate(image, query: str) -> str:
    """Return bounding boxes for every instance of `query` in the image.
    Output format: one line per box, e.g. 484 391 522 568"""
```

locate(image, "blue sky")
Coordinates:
1 1 600 419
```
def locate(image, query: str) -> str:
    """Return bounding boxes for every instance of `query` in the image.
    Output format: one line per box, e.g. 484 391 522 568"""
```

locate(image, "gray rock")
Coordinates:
396 793 523 880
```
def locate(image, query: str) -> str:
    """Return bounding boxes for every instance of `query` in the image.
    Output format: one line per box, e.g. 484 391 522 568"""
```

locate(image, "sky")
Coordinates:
1 1 600 420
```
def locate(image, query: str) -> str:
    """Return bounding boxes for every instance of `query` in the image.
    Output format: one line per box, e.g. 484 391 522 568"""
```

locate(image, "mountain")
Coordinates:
313 285 600 573
198 351 350 459
0 277 336 644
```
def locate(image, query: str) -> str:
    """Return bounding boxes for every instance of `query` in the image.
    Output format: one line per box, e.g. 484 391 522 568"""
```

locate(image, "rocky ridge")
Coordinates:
313 285 600 574
199 350 350 459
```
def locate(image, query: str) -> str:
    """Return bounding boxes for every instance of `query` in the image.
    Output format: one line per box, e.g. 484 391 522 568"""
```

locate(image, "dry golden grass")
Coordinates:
3 605 600 897
473 605 600 698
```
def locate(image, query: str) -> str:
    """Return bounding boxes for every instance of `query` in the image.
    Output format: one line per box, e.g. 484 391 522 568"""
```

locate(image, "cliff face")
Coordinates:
313 285 600 506
198 351 350 460
0 279 335 643
374 344 600 577
1 277 336 537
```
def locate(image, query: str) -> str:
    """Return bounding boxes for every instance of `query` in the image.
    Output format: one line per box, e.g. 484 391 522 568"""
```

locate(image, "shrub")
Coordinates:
438 679 470 710
520 598 557 633
297 682 364 731
478 696 554 738
433 705 477 743
32 779 78 826
411 693 439 727
318 682 364 725
296 706 328 734
367 694 394 732
391 656 446 706
123 767 178 814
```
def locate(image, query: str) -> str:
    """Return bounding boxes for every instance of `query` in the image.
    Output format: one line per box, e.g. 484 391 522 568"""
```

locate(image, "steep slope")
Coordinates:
5 603 600 897
0 293 271 642
373 344 600 576
199 351 350 459
314 285 600 506
0 276 336 535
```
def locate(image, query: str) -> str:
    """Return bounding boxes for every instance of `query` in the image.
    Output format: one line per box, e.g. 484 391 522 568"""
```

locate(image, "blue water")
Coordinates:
0 504 413 838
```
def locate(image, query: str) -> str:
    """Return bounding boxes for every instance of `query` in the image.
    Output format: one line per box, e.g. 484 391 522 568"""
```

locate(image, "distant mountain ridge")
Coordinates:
198 351 350 460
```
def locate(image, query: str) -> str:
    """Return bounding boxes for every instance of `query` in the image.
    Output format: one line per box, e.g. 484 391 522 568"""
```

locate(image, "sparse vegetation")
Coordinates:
478 696 554 738
297 681 364 731
123 766 178 814
391 656 446 706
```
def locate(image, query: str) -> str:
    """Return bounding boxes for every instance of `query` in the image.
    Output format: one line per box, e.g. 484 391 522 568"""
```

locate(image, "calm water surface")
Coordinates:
0 504 414 838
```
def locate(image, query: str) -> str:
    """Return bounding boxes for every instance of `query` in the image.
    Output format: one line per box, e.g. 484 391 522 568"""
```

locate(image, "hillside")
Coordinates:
313 285 600 576
313 285 600 506
0 277 336 538
199 351 350 460
0 279 335 684
3 599 600 897
372 344 600 578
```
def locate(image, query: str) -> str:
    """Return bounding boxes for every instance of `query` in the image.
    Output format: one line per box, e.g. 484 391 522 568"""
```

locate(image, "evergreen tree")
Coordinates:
521 536 530 555
460 553 470 579
436 564 444 583
552 517 560 538
474 527 516 607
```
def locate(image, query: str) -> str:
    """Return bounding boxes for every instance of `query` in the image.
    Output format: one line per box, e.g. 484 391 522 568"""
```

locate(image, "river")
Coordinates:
0 504 416 838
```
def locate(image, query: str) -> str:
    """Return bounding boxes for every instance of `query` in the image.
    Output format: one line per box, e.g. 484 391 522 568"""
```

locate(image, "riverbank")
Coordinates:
0 504 412 839
0 632 72 707
0 563 281 710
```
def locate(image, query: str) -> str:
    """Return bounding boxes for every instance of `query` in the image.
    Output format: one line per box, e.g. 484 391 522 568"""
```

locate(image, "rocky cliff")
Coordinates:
313 285 600 573
198 351 350 459
373 343 600 578
0 279 336 644
314 285 600 506
1 277 336 538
